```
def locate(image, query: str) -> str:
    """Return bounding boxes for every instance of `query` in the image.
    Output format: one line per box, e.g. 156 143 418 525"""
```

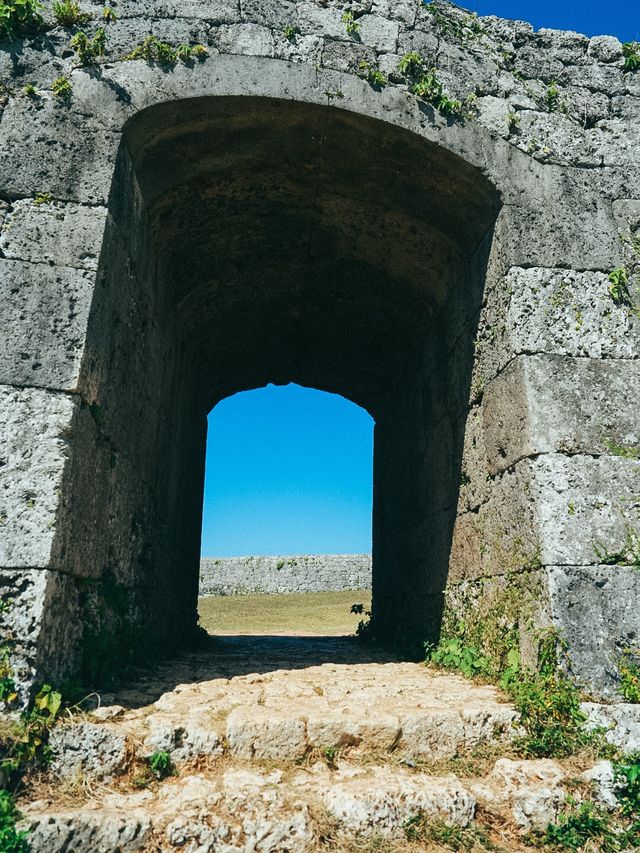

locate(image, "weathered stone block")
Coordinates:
546 565 640 699
50 722 128 780
0 259 94 391
452 455 640 581
0 385 78 567
0 199 106 271
210 22 274 55
0 569 81 705
481 355 640 472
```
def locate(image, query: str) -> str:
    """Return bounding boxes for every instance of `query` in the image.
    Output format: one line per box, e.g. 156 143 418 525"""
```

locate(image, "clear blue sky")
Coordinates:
462 0 638 41
201 1 637 558
202 385 373 556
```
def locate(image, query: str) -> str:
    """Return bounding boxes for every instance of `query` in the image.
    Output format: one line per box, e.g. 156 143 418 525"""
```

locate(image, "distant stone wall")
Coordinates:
199 555 371 596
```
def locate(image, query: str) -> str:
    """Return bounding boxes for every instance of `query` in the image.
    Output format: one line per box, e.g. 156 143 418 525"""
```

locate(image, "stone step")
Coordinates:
49 657 518 780
21 756 608 852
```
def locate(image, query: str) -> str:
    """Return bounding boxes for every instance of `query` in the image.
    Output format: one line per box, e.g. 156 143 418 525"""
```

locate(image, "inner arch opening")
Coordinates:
60 93 501 679
197 383 374 636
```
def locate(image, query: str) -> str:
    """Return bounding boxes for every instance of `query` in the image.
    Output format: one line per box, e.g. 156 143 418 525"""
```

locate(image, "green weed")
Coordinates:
404 815 497 850
125 35 206 63
282 24 296 41
623 42 640 73
341 11 359 37
608 267 632 306
70 27 107 64
0 0 43 39
52 0 89 26
411 67 462 117
101 5 116 21
619 652 640 703
22 81 37 97
594 525 640 568
398 50 424 78
33 191 52 204
148 749 173 780
0 790 29 853
51 74 71 100
603 437 640 460
546 80 560 113
358 60 387 88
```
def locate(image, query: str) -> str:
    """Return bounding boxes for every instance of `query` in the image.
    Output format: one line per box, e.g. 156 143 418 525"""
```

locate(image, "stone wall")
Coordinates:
0 0 639 704
199 554 372 596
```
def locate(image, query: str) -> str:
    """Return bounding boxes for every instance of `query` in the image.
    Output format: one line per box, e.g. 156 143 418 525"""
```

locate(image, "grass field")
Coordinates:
198 589 372 635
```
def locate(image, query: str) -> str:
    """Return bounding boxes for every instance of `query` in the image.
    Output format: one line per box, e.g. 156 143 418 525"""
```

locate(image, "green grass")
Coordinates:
198 590 371 636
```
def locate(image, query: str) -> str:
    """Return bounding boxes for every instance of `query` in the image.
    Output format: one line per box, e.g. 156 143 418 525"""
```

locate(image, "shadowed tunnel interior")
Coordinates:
56 96 501 677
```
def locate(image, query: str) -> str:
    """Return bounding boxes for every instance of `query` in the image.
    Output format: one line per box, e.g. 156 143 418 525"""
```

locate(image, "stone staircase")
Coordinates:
15 637 639 852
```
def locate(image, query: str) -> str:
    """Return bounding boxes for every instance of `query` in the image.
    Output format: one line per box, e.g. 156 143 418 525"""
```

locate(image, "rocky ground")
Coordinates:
11 636 639 851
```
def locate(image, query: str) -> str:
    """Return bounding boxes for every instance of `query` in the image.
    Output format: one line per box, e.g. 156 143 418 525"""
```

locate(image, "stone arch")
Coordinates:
1 9 639 703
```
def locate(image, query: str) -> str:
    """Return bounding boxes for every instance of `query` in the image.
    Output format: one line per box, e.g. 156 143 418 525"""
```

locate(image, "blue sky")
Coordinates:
202 385 373 556
462 0 638 41
201 1 636 558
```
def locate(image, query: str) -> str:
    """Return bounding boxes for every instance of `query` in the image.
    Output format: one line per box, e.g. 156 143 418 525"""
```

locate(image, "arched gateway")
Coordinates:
1 0 639 705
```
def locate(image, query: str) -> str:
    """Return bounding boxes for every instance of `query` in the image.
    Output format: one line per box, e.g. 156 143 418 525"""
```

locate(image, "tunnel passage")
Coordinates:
56 96 501 673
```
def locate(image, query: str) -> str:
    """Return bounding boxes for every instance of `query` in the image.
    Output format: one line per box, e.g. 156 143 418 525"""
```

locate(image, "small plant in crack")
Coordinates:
282 24 296 42
623 41 640 73
52 0 89 26
619 651 640 703
125 35 206 64
101 5 116 21
546 80 560 112
506 109 521 133
70 27 107 65
148 749 173 780
341 10 359 37
358 59 387 88
22 81 38 98
33 191 52 204
398 50 424 78
608 267 633 307
51 74 72 101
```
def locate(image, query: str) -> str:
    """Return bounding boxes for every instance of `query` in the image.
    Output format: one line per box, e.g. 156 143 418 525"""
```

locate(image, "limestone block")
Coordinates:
546 566 640 699
321 767 475 835
210 22 274 56
22 813 151 853
583 703 640 752
321 40 375 74
305 710 400 753
0 97 120 204
0 199 107 271
0 385 77 567
241 0 297 29
142 713 224 763
0 260 94 391
50 722 128 780
534 455 640 567
475 267 640 391
226 708 307 760
356 15 399 53
581 761 620 810
469 759 566 831
0 568 81 705
481 355 640 473
297 2 346 40
396 27 438 63
451 455 640 581
101 0 238 20
587 35 623 63
371 0 417 26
